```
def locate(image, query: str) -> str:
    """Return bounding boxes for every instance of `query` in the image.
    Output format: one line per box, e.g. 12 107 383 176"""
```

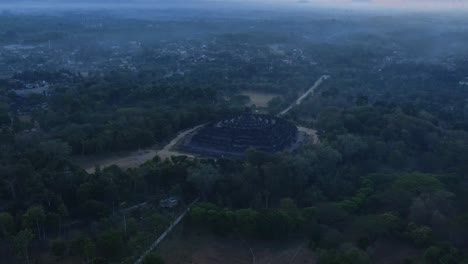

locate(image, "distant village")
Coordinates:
2 16 468 119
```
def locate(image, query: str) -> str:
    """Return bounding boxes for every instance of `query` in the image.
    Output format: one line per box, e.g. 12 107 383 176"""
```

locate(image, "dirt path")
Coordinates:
77 149 159 173
156 124 204 160
77 125 204 173
278 75 329 116
277 75 329 144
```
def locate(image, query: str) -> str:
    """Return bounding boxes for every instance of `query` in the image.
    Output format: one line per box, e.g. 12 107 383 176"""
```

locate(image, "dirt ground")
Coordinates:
73 148 159 173
158 230 316 264
156 125 204 160
73 125 204 173
297 126 320 144
239 91 280 108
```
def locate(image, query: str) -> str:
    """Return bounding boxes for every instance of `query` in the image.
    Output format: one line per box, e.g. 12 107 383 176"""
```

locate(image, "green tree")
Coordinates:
424 244 460 264
82 237 96 264
50 238 67 258
393 173 444 195
246 148 269 167
91 257 108 264
143 253 165 264
424 246 442 264
97 230 125 259
235 209 259 236
351 213 400 247
0 212 14 238
14 229 34 264
22 206 46 240
317 249 370 264
57 202 69 236
407 224 433 246
335 134 368 159
315 203 349 225
38 139 72 160
188 164 220 200
279 198 298 212
0 106 10 127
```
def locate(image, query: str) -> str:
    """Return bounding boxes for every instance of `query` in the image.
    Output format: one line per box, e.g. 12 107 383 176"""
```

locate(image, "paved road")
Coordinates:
278 75 329 117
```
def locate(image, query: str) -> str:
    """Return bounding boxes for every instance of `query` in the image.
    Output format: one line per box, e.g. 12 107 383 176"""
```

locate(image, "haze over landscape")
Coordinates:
1 1 468 264
0 0 467 11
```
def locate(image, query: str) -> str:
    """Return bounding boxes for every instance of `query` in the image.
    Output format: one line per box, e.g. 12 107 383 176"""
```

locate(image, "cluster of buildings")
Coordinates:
1 28 321 84
460 77 468 86
0 40 144 78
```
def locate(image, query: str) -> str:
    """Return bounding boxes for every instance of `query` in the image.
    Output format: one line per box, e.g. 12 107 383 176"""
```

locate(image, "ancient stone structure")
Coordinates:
181 113 298 158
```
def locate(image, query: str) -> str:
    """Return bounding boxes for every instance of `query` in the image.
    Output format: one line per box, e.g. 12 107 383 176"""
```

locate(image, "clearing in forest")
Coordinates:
73 148 159 173
239 91 280 108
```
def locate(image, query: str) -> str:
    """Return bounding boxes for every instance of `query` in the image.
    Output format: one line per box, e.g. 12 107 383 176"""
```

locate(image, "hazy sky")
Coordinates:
0 0 467 11
260 0 468 10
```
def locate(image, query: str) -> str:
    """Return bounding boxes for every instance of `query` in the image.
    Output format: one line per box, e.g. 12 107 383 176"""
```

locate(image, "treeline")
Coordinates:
186 156 468 264
0 134 200 263
314 105 468 175
2 81 205 264
2 137 468 263
299 61 468 128
19 72 240 155
181 98 468 263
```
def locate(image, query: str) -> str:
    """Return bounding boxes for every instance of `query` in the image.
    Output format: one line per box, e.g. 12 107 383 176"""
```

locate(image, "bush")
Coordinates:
143 253 164 264
50 238 67 258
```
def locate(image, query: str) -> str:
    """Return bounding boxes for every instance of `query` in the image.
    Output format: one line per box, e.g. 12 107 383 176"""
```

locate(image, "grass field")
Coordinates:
239 91 280 108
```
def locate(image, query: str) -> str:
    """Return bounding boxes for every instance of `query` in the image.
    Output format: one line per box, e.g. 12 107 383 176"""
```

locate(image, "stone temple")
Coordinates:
181 113 298 158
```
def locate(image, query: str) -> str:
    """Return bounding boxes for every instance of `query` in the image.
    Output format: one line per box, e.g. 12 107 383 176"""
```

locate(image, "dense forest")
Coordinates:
1 8 468 264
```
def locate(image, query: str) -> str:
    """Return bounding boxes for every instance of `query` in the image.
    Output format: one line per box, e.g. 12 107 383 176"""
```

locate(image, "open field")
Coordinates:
239 91 280 108
159 231 316 264
74 125 203 173
73 148 159 173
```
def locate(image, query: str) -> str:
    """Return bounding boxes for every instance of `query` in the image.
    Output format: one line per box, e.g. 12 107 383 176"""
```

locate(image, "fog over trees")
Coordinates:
0 1 468 264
